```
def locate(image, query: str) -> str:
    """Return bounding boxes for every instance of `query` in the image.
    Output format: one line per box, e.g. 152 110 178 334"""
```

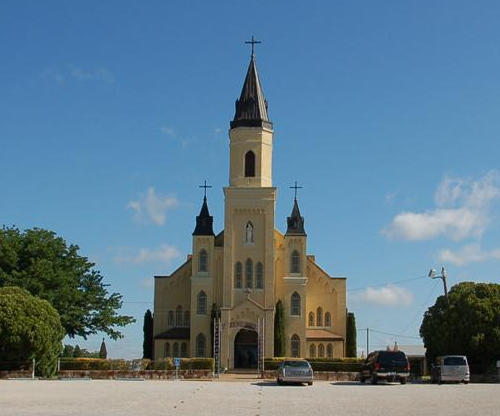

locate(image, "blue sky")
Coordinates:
1 1 499 358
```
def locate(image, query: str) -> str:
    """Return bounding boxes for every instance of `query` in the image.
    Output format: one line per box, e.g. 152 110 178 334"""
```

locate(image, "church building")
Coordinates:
153 47 347 368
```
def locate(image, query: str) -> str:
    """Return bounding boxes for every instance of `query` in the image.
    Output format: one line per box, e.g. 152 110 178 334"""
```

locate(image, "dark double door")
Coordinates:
234 329 258 369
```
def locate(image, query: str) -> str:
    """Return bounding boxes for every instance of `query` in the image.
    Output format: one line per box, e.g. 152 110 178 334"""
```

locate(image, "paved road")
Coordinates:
1 379 498 416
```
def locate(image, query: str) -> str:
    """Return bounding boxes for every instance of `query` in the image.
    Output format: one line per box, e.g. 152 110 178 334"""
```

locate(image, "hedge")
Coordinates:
264 357 363 372
59 358 214 371
59 358 149 371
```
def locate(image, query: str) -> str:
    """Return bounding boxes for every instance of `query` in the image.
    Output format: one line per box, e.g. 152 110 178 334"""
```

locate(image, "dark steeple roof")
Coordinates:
230 55 273 129
193 197 215 236
286 199 306 236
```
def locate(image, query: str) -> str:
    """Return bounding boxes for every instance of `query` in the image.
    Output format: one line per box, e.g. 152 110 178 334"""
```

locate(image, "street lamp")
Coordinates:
428 266 449 304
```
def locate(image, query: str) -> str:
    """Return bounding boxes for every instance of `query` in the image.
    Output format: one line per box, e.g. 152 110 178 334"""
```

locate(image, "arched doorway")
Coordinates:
234 328 258 369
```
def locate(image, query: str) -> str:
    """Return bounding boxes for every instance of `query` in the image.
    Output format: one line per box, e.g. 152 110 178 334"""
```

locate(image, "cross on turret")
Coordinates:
245 35 261 57
290 180 303 200
199 180 212 199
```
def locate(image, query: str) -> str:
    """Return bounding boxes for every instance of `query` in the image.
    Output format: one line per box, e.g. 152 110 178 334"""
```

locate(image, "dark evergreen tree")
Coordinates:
346 311 357 357
142 309 153 359
99 338 107 359
73 345 82 358
274 300 285 356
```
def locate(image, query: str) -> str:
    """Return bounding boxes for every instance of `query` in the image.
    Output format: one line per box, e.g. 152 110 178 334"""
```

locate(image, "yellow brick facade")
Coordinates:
153 54 347 368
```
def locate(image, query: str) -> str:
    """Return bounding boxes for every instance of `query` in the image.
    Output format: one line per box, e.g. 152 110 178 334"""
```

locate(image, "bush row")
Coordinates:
59 358 214 371
264 357 363 372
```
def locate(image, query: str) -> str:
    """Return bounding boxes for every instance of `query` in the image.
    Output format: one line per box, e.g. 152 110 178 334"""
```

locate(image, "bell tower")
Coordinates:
221 41 276 365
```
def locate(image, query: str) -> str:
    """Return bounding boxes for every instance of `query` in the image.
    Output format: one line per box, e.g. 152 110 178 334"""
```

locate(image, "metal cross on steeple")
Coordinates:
290 181 303 200
199 180 212 199
245 35 262 57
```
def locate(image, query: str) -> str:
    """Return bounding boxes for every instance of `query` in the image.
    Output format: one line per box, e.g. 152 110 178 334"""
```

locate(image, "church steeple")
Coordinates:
230 51 272 129
193 196 215 236
286 199 306 236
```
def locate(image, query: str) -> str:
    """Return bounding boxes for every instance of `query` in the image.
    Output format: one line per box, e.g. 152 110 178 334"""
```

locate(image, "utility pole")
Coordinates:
366 328 369 355
428 267 449 304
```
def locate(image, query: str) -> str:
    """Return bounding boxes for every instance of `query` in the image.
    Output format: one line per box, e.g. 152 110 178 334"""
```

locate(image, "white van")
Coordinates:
432 355 470 384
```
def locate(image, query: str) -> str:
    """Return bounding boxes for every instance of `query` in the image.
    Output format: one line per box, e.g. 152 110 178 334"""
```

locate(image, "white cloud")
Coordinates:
350 285 414 307
383 171 500 241
160 125 189 147
385 192 397 204
40 65 114 83
438 243 500 266
127 187 179 226
114 244 181 265
69 65 114 82
160 126 175 137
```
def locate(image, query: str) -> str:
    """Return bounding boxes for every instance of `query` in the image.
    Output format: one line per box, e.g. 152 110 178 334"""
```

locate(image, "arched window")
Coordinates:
164 343 170 357
176 305 183 326
244 150 255 177
309 344 316 358
168 311 174 326
199 249 208 272
197 291 207 315
327 343 333 358
196 333 206 357
291 250 300 274
173 342 179 357
291 292 301 316
291 334 300 357
316 307 323 326
181 342 188 357
325 312 331 327
245 222 254 244
245 258 253 288
234 262 242 288
255 262 264 289
318 344 325 358
308 312 314 327
184 311 190 327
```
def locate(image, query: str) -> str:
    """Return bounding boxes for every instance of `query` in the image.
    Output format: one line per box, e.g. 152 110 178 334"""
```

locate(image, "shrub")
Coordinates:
149 359 174 370
0 286 64 378
59 358 149 371
180 358 214 370
58 357 214 371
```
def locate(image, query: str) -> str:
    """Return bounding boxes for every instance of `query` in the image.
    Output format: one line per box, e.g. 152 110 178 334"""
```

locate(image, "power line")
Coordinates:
347 275 427 292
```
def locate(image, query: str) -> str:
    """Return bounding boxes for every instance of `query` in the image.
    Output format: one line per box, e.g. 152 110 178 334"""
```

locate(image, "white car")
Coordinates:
277 359 313 385
431 355 470 384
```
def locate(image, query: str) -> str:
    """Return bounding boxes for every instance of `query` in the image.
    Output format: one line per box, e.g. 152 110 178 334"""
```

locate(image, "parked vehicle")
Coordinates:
277 359 313 385
360 350 410 384
431 355 470 384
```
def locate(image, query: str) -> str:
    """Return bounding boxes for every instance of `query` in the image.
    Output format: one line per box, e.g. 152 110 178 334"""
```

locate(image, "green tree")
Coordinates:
61 344 74 358
73 345 82 358
274 300 285 356
420 282 500 373
0 226 135 339
142 309 153 359
0 286 64 377
346 311 357 357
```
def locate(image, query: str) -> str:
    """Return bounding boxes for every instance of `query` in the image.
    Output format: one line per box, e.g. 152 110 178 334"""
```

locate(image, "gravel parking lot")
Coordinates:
1 379 498 416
